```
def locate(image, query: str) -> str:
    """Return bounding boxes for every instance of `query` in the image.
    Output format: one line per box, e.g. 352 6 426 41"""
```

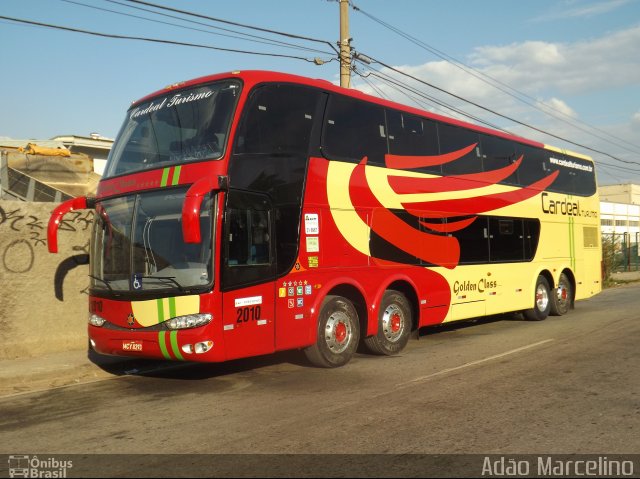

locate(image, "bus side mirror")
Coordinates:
182 175 227 244
47 196 95 253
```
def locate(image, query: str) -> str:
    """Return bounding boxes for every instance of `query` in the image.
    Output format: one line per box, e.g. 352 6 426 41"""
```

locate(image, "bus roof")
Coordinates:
131 69 593 162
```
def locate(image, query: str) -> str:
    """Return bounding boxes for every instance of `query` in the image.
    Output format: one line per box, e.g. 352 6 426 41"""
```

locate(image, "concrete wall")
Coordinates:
0 200 92 359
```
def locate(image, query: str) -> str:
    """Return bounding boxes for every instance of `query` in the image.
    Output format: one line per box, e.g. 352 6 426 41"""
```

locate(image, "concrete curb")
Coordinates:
0 349 126 397
0 349 182 397
610 271 640 282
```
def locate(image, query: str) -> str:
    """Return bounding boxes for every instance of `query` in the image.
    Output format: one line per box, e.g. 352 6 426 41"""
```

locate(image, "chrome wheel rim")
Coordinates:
556 282 570 308
382 304 405 343
536 284 549 311
325 311 353 354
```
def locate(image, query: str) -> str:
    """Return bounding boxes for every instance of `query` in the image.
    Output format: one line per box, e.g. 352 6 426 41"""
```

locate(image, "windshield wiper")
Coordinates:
140 276 186 293
89 274 114 293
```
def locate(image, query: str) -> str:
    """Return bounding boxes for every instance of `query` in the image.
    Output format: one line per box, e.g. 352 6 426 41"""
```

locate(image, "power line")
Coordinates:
359 53 640 167
349 1 640 156
124 0 338 54
353 61 510 134
70 0 332 56
0 15 324 63
354 64 640 178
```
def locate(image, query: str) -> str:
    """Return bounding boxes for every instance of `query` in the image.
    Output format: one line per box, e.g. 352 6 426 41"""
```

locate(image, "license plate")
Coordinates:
122 340 143 351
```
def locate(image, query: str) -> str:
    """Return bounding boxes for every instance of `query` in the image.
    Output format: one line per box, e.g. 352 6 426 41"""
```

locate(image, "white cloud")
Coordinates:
472 41 565 67
354 24 640 116
351 23 640 182
469 24 640 94
534 0 633 21
537 98 578 118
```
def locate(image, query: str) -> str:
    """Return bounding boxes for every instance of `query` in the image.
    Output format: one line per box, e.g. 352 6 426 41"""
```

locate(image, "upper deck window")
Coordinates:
322 94 388 165
104 80 241 178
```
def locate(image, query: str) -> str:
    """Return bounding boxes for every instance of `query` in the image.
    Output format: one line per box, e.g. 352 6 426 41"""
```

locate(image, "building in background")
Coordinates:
50 133 113 175
0 134 112 201
599 183 640 272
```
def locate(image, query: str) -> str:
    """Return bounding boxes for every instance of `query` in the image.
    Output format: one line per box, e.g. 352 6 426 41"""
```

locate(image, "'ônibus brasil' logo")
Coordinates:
327 143 559 269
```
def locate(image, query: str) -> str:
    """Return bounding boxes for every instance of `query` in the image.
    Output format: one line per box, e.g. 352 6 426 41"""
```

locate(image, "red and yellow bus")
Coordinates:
48 70 602 367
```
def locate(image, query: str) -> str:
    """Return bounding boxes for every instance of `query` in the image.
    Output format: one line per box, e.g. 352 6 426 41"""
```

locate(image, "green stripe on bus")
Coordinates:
171 165 182 186
157 298 165 323
158 332 171 360
569 215 576 270
169 297 177 318
170 331 184 361
160 167 170 187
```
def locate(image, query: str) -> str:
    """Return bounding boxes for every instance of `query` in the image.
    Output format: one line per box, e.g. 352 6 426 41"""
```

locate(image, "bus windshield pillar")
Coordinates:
47 196 93 253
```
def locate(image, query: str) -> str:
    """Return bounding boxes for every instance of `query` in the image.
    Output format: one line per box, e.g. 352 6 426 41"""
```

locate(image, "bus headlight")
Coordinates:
89 314 106 327
166 313 212 330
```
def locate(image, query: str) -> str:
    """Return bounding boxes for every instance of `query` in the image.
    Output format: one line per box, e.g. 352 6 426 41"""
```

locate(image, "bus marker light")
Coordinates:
182 344 194 354
89 314 106 327
195 341 213 354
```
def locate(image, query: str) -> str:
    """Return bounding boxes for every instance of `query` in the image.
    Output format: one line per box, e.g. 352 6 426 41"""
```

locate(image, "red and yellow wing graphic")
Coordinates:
327 144 559 270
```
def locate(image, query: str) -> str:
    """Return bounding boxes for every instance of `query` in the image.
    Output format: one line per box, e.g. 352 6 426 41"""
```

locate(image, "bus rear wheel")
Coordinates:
364 290 412 356
550 273 572 316
523 275 551 321
304 295 360 368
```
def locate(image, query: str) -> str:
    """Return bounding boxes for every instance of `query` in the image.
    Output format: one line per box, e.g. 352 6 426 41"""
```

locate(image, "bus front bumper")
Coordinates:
89 325 225 362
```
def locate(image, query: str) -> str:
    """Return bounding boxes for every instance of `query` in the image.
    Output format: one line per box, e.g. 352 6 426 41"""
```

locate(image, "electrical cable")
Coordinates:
359 52 640 166
124 0 339 54
67 0 333 55
0 15 324 63
350 1 640 156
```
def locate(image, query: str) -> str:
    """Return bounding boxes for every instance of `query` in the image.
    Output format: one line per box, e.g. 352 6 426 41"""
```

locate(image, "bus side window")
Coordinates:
386 110 441 174
479 134 519 185
548 152 596 196
488 218 525 262
449 216 490 264
234 84 318 156
322 94 387 165
515 144 550 187
523 219 541 260
226 209 270 266
439 124 482 176
222 190 275 291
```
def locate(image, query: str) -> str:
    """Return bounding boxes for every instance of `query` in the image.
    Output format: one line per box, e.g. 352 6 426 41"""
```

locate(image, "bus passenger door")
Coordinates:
221 190 276 360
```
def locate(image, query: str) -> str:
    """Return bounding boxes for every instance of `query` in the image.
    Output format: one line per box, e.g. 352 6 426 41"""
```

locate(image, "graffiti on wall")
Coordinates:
0 205 94 300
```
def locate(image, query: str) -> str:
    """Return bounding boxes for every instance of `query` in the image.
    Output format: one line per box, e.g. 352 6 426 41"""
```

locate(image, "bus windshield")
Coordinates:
90 188 214 295
104 80 241 178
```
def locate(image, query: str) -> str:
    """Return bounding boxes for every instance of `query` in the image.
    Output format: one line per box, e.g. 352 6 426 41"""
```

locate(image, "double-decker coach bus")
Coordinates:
48 70 601 367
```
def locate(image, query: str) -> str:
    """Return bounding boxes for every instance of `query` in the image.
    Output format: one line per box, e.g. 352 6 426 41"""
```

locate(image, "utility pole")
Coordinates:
339 0 351 88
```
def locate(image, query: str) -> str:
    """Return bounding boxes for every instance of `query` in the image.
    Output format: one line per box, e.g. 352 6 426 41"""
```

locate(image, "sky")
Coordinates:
1 0 639 185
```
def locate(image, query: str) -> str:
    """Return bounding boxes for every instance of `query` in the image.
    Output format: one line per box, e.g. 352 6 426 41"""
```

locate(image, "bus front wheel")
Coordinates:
304 295 360 368
523 275 551 321
364 290 412 355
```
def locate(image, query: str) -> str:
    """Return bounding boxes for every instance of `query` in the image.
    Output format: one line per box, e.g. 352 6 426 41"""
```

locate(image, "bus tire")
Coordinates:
364 290 412 356
550 273 572 316
304 295 360 368
523 275 552 321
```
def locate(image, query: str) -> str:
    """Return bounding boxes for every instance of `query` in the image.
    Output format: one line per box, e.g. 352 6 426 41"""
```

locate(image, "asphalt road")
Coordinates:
1 284 639 477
